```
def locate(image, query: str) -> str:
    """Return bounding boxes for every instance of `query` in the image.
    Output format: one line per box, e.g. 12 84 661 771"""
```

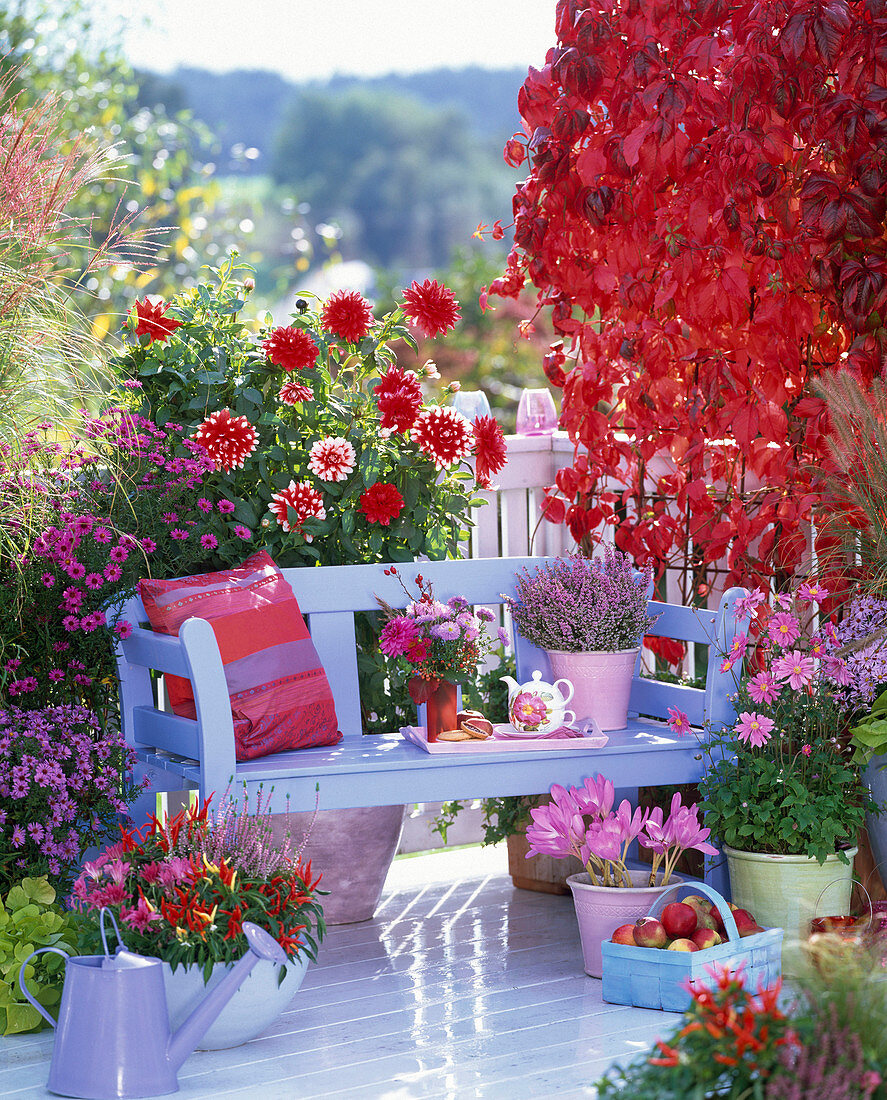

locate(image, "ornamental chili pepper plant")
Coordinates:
116 258 508 730
72 793 325 981
488 0 887 601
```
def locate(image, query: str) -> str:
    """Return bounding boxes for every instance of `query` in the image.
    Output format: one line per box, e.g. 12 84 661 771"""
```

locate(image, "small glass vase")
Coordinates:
515 388 558 435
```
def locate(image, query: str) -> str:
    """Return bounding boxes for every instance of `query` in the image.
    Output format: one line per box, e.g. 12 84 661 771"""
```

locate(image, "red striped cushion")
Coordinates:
139 551 341 761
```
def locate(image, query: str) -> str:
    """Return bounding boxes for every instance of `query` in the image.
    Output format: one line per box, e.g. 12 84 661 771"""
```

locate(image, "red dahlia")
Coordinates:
320 289 375 344
133 298 181 343
192 409 258 472
401 279 461 338
267 481 326 537
263 326 319 372
374 367 423 432
412 406 474 469
278 381 313 405
359 482 405 526
472 415 508 488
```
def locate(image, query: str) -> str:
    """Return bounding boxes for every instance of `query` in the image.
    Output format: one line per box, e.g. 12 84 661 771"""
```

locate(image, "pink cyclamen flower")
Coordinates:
771 650 814 690
733 588 766 620
667 707 691 737
734 711 775 748
767 612 801 647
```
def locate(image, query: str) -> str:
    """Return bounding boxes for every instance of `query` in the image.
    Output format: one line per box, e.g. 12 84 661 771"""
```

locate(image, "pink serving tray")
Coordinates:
400 723 609 753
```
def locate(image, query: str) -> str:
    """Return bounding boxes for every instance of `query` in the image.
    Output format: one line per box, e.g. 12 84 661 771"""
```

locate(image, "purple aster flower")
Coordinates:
431 621 460 641
170 528 189 540
200 533 218 550
197 498 212 512
234 525 251 540
218 499 236 514
41 573 55 587
140 537 157 553
84 572 104 590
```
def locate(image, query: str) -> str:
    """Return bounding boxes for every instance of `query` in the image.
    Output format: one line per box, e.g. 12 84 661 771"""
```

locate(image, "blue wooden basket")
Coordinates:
601 881 783 1012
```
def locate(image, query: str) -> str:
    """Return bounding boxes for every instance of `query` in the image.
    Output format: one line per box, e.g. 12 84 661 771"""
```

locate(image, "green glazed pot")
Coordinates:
724 845 857 974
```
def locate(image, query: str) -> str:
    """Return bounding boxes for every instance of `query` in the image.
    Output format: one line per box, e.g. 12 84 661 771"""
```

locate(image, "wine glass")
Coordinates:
515 388 558 435
452 389 492 421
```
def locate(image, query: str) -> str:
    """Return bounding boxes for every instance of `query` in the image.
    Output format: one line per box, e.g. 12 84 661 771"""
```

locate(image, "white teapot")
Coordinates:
500 670 576 734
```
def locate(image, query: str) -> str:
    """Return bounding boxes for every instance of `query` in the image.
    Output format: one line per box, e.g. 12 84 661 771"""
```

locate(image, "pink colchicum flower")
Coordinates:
735 711 775 748
748 671 781 705
767 612 801 647
575 773 615 818
771 650 814 690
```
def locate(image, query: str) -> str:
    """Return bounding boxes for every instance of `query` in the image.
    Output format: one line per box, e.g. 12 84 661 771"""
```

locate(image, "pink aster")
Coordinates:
308 436 356 482
767 611 801 647
734 711 775 748
666 707 691 737
771 650 814 690
748 671 780 705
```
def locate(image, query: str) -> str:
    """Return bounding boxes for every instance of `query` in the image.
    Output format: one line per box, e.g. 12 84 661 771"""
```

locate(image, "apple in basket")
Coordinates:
661 902 698 939
633 918 668 949
667 938 699 951
732 908 765 938
611 924 639 946
692 928 722 950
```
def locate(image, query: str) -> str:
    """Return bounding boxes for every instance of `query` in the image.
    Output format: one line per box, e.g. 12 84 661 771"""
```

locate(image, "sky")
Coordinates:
113 0 557 81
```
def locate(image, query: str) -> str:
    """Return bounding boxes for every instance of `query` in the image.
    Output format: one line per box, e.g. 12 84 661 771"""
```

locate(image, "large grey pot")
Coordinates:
865 755 887 881
270 804 406 924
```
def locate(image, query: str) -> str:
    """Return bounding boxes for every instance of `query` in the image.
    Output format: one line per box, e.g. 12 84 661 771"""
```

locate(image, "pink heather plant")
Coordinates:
525 774 716 888
505 547 657 653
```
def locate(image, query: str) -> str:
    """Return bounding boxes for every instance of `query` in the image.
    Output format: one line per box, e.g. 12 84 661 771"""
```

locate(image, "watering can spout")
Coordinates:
167 922 288 1071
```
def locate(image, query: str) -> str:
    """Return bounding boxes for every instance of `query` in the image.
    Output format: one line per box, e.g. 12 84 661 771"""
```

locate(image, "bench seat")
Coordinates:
115 556 747 821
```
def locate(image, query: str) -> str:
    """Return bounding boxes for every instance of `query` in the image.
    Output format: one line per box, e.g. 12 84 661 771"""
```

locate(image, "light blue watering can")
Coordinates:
18 908 287 1099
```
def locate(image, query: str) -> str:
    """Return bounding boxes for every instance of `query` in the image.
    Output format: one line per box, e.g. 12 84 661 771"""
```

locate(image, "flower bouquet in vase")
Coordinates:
72 793 324 1049
526 774 717 977
378 567 507 741
505 548 657 730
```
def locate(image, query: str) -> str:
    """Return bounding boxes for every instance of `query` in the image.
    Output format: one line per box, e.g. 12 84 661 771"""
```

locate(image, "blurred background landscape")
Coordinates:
2 0 559 422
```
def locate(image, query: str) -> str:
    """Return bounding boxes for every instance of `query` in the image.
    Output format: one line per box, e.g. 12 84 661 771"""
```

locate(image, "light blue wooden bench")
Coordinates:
115 556 746 864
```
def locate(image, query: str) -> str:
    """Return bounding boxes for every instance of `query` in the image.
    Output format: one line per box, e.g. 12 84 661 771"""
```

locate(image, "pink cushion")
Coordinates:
139 551 341 761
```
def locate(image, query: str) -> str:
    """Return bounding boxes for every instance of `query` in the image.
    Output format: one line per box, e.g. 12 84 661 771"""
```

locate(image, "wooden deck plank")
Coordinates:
0 847 678 1098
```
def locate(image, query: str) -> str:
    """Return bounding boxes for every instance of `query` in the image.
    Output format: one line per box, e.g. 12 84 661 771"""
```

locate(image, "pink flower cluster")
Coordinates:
525 774 716 888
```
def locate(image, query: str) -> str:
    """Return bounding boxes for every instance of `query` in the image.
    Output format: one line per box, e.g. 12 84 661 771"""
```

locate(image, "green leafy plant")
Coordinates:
0 877 82 1036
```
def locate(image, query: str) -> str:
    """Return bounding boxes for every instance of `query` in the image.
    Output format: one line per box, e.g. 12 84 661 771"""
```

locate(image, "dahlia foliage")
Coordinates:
118 261 507 568
489 0 887 595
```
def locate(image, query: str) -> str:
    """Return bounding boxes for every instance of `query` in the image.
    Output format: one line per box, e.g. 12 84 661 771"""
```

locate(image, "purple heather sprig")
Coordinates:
504 547 657 653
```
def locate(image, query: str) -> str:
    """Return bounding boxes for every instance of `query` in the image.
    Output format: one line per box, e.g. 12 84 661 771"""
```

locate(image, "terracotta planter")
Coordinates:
545 648 639 731
567 869 683 978
271 804 406 924
507 830 584 895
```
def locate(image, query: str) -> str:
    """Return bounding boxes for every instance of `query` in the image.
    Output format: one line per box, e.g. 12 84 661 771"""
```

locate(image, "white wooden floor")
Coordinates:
0 846 679 1099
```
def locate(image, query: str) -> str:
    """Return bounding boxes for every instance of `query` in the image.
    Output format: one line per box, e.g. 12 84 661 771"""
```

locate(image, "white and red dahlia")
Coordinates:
192 409 258 472
267 481 326 537
278 381 313 406
308 436 356 482
411 406 473 470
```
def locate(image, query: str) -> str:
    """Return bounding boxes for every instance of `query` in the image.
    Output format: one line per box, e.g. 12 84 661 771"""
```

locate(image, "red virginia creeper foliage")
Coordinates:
492 0 887 593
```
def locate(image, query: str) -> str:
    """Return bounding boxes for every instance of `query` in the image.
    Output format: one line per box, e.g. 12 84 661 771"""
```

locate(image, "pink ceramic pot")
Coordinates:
546 648 639 730
567 870 682 978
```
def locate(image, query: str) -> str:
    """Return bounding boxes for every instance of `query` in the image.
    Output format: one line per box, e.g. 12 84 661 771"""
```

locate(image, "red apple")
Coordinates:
709 905 726 934
611 923 638 945
661 902 697 939
732 909 763 938
692 928 721 950
667 938 698 951
633 917 668 948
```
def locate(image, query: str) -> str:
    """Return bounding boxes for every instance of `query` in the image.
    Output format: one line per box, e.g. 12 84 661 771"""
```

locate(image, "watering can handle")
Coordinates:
99 907 123 957
18 947 69 1028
